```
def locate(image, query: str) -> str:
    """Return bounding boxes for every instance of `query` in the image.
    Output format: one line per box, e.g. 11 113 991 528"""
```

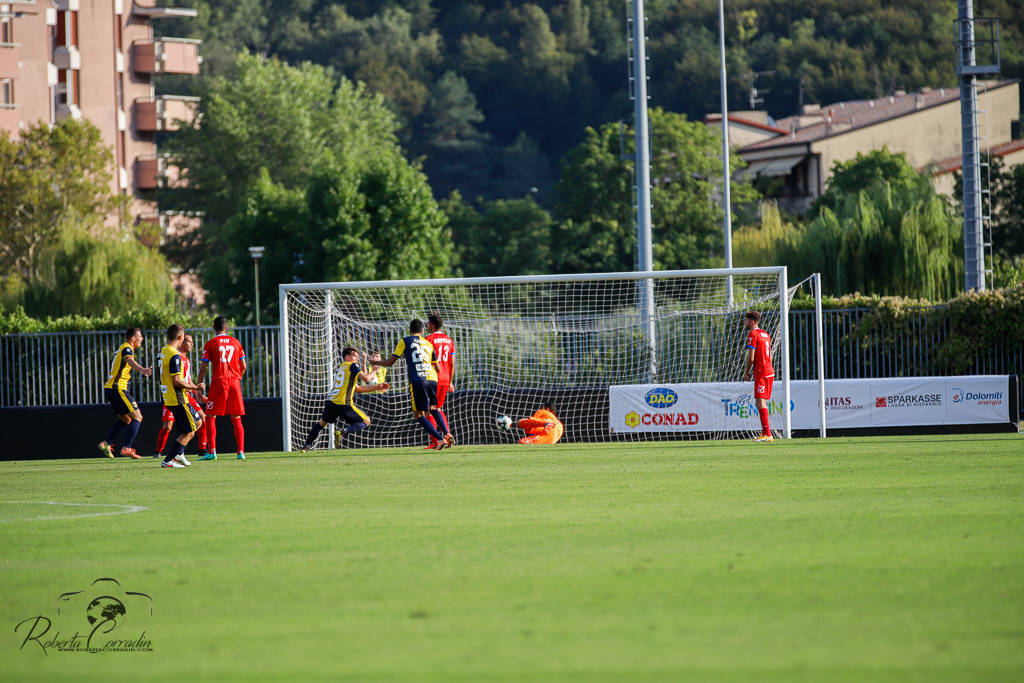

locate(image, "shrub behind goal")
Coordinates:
279 268 796 450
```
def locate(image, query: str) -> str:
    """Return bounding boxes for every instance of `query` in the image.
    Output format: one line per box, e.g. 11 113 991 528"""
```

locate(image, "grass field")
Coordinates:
1 435 1023 682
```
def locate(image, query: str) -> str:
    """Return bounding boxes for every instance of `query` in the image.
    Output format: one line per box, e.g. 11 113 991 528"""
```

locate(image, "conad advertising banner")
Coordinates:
609 376 1011 433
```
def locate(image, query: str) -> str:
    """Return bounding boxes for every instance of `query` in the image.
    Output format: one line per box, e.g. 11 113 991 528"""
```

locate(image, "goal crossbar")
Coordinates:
278 267 787 293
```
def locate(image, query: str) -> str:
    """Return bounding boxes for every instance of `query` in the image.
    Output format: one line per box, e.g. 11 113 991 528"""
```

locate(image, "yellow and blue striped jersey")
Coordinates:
392 334 438 383
103 342 135 390
158 344 188 407
329 361 362 406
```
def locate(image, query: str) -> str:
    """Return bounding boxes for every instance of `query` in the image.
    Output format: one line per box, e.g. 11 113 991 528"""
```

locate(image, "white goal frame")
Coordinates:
278 267 827 450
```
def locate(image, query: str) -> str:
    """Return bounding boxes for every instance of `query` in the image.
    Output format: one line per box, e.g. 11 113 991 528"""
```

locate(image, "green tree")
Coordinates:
0 120 113 284
812 148 922 217
163 52 452 315
738 152 962 298
0 120 175 316
555 108 758 273
443 191 554 277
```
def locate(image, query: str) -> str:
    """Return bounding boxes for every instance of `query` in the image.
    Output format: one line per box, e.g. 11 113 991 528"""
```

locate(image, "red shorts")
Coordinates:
208 379 245 416
162 396 201 422
436 383 450 408
754 375 774 400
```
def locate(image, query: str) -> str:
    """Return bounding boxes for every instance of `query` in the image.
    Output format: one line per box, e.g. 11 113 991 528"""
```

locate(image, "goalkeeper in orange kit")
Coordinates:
516 401 564 445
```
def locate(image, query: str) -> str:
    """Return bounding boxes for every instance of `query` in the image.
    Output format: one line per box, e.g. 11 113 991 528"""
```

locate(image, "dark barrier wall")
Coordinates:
0 399 283 461
2 385 1017 462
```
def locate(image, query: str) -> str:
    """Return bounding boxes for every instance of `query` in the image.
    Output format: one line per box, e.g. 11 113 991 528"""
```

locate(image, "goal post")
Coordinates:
278 267 818 451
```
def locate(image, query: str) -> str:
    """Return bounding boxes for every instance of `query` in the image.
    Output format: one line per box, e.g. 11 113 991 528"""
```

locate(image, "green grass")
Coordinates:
1 435 1023 682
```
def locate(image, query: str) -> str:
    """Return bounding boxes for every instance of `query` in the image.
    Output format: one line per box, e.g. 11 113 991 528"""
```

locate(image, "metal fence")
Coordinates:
0 326 280 408
1 310 1021 412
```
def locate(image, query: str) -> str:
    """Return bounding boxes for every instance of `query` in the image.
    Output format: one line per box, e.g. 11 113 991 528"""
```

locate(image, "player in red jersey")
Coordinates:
153 334 207 457
742 310 776 443
196 316 247 460
424 312 454 449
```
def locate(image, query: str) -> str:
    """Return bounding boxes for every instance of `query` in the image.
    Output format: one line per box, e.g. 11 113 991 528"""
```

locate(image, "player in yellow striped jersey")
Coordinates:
301 347 389 451
97 327 152 460
158 324 206 468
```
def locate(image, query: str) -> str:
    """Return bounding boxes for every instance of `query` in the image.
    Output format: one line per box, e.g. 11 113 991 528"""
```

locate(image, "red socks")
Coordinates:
156 426 170 454
231 417 245 453
207 416 216 452
758 407 770 436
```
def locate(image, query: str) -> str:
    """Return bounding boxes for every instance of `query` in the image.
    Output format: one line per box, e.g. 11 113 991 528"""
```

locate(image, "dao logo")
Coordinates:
624 411 641 428
15 578 154 655
644 387 678 409
875 397 888 408
952 388 964 404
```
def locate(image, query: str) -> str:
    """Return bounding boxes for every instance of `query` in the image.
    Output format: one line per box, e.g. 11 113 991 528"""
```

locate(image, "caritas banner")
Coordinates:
609 376 1013 433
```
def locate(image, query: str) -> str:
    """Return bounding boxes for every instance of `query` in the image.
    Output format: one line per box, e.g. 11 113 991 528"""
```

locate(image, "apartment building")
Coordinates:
0 0 200 222
706 80 1022 214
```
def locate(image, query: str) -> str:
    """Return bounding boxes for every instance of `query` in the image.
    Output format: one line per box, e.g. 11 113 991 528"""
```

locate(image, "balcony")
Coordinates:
133 95 199 132
132 4 199 19
132 38 202 75
53 46 81 71
135 154 187 190
134 155 164 190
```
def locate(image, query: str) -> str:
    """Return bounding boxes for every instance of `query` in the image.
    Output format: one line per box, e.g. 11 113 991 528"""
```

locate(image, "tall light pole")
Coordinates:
718 0 734 305
249 246 265 393
630 0 656 381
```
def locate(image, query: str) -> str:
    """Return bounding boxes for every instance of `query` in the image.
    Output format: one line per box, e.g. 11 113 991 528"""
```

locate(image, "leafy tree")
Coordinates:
162 51 452 312
812 148 922 217
0 120 113 284
0 120 174 316
443 192 554 277
555 108 758 273
737 152 962 298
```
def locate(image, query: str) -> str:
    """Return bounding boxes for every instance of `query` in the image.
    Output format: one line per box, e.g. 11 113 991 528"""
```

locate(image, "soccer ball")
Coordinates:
496 415 513 431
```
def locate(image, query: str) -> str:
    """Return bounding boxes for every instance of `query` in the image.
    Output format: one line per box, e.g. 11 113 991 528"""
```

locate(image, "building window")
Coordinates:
1 79 13 106
1 19 12 45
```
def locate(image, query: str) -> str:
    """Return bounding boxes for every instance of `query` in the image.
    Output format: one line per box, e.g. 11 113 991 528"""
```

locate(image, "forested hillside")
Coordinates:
157 0 1024 204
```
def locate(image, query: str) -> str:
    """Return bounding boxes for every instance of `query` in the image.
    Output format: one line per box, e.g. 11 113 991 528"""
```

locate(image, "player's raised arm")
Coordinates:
125 355 152 377
355 382 390 393
372 353 400 368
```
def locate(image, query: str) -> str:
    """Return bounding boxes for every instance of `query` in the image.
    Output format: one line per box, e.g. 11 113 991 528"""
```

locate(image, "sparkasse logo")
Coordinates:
876 393 942 408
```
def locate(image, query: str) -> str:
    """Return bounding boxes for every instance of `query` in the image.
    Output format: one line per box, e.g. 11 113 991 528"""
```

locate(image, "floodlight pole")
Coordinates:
631 0 656 381
718 0 734 306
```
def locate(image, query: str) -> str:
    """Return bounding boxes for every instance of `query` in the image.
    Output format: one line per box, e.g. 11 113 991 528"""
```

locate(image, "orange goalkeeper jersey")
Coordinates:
522 409 564 444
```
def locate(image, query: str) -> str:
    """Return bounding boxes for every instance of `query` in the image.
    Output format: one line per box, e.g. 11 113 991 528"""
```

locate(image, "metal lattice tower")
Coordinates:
956 1 1000 292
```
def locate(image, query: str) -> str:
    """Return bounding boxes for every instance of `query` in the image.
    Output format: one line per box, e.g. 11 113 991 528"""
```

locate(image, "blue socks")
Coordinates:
105 420 126 443
430 410 450 435
123 419 141 448
417 417 443 441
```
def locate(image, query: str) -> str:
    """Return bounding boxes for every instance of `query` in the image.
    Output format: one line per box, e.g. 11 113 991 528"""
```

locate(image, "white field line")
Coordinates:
0 501 148 522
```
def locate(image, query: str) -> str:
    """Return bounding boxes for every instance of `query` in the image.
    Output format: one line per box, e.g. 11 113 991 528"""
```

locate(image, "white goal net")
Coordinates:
279 268 797 450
